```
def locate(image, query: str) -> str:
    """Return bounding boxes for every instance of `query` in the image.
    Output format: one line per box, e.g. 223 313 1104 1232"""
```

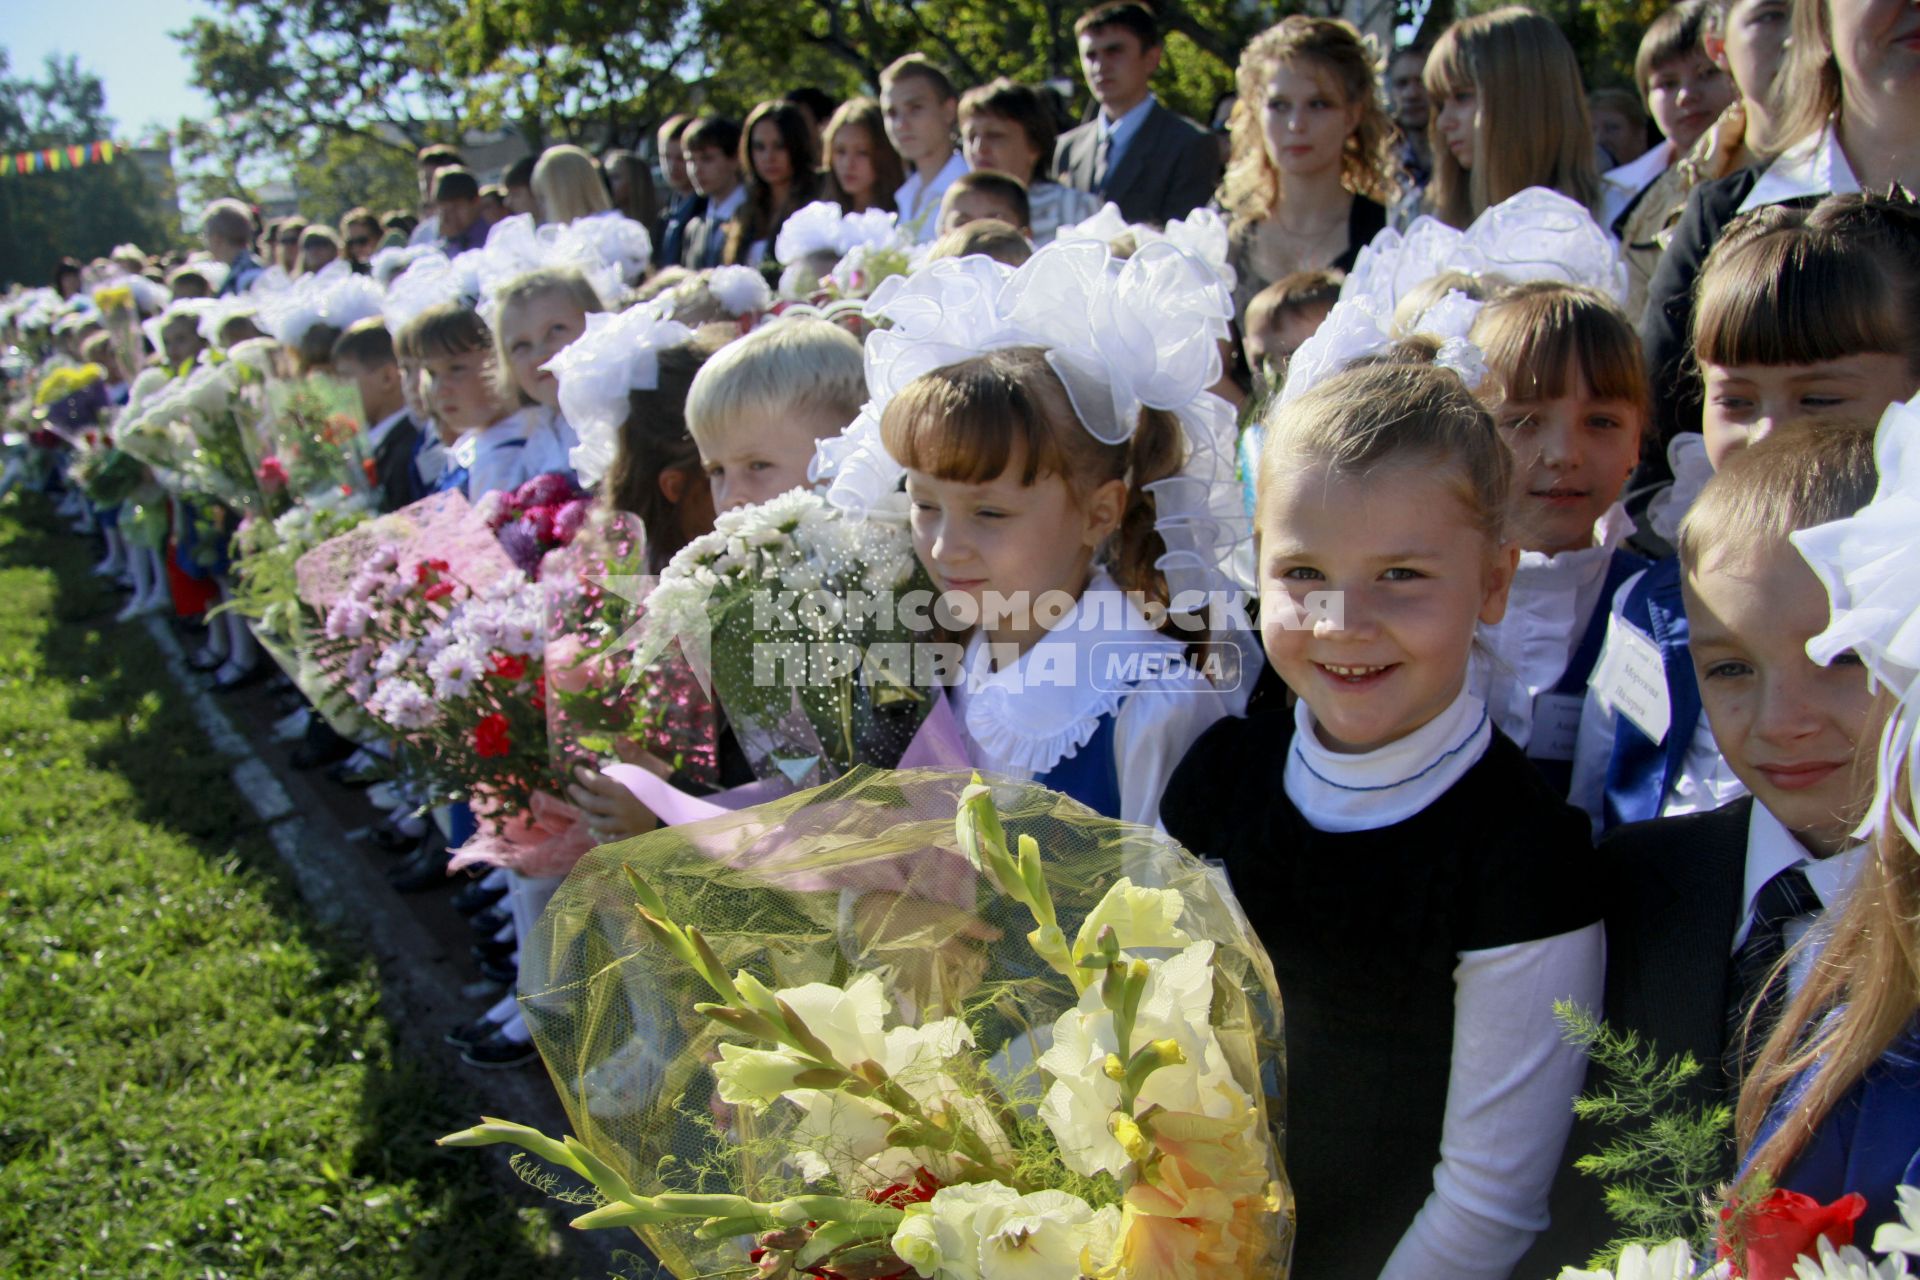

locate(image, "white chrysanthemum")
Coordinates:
374 637 418 679
324 598 371 641
1875 1186 1920 1257
1554 1239 1698 1280
1791 1238 1911 1280
427 642 483 699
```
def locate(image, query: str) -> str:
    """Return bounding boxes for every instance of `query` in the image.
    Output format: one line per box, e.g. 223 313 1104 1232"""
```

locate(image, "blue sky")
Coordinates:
6 0 214 138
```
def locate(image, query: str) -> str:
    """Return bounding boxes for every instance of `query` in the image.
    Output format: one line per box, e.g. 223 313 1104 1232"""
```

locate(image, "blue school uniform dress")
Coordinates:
1472 504 1646 794
946 569 1240 827
1747 1019 1920 1240
456 417 535 502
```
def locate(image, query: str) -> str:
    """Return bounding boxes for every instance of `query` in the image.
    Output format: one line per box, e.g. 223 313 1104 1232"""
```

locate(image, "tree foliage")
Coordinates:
0 51 178 288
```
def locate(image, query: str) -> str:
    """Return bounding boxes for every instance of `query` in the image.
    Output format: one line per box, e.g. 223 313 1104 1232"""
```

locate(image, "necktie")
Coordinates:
1093 129 1112 193
1726 864 1822 1072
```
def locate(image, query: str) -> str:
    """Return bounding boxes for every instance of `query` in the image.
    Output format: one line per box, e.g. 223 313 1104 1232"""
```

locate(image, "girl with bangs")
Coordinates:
1420 7 1605 231
1219 15 1401 323
880 347 1238 827
1567 194 1920 834
1467 282 1651 794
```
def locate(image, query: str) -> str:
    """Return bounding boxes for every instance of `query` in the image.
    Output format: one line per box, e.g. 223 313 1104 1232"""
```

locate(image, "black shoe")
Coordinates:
453 880 510 916
470 936 518 965
460 1030 538 1069
465 906 511 936
210 662 267 693
367 820 424 855
387 837 451 893
289 718 353 770
444 1014 502 1049
327 755 387 788
186 647 228 672
478 956 519 986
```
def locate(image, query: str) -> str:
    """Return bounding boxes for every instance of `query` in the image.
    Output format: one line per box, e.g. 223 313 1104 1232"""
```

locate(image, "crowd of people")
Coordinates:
5 0 1920 1275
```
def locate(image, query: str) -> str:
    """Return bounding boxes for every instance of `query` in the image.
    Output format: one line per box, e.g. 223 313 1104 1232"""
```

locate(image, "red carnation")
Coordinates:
423 581 456 602
473 713 511 758
529 675 547 711
1721 1188 1867 1280
256 456 288 490
489 653 528 681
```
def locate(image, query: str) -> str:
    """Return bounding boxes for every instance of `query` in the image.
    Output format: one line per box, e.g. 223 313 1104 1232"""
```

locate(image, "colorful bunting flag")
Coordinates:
0 140 122 179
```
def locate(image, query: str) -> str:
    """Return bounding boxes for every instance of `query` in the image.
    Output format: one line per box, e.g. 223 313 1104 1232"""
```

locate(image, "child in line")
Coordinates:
1537 420 1881 1263
879 55 970 243
1570 193 1920 834
883 346 1238 827
331 319 421 515
821 97 904 215
1468 281 1649 793
936 170 1032 240
1235 269 1343 519
1163 358 1599 1279
685 317 865 514
923 219 1033 267
489 267 604 482
398 302 524 501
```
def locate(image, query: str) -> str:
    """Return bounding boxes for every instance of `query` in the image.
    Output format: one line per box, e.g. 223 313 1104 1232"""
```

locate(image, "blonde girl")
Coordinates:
821 98 903 215
489 267 606 481
1468 282 1649 787
1163 358 1598 1279
881 347 1235 827
531 144 613 225
1422 7 1604 230
1221 15 1400 321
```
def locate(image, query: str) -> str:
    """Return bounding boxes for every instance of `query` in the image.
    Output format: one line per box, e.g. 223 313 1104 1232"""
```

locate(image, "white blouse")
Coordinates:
516 403 580 483
1472 503 1635 752
948 569 1239 828
1286 687 1604 1280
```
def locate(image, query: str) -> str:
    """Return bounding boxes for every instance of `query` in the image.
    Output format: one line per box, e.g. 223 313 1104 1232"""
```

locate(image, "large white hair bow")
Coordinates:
255 265 386 349
1281 186 1624 403
563 210 654 285
1055 203 1238 295
814 237 1249 597
545 302 695 489
1791 400 1920 845
381 248 484 334
472 213 627 324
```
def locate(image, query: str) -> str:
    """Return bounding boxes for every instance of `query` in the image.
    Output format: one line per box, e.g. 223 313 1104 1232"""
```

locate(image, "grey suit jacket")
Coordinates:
1052 99 1222 227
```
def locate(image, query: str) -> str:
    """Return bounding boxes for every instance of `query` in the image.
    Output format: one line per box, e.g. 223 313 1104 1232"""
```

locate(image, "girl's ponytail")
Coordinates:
1112 406 1185 614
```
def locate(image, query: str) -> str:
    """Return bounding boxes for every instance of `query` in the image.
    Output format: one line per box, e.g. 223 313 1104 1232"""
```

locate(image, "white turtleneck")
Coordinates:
1285 686 1492 833
1284 688 1603 1280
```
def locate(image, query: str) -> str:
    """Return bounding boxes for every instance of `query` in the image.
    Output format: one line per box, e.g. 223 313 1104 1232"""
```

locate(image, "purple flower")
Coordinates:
553 497 592 545
496 521 544 574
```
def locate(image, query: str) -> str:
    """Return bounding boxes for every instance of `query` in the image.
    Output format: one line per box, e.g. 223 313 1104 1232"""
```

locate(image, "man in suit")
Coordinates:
1053 2 1222 226
678 116 746 270
656 114 703 267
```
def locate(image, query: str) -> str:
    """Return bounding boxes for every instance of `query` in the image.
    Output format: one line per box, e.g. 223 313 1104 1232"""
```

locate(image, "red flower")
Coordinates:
413 556 451 584
423 581 456 602
1721 1188 1867 1280
256 456 288 490
473 713 511 758
489 653 527 681
362 456 379 486
530 676 547 711
867 1167 941 1210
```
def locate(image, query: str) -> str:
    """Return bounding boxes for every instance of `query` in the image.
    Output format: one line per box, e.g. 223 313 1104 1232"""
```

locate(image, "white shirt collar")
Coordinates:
451 413 530 466
366 407 408 452
950 568 1173 774
1732 800 1869 952
1284 686 1493 833
894 150 972 237
706 183 747 222
1738 126 1861 213
1600 142 1676 225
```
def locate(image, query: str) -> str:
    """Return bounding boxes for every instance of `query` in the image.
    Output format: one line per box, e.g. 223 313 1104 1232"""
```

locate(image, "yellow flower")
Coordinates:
34 363 106 406
1105 1109 1283 1280
95 285 135 314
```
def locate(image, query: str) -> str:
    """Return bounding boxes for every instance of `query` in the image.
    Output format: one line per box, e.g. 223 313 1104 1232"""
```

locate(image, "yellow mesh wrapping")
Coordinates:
521 766 1293 1277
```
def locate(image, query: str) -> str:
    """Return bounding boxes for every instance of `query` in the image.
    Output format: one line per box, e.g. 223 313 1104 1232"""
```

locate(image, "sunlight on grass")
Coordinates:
0 498 574 1278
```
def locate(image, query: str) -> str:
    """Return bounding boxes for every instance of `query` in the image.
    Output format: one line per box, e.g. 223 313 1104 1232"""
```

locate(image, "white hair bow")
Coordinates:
545 302 695 489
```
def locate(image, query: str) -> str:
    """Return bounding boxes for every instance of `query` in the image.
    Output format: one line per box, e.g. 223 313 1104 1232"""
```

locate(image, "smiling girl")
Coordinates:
489 268 606 483
1220 15 1399 324
1163 358 1599 1280
881 347 1237 826
1468 282 1650 792
1421 6 1605 230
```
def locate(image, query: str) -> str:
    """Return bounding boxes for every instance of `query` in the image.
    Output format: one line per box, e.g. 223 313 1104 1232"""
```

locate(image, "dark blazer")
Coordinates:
1053 99 1221 227
1519 797 1753 1270
370 415 423 514
659 191 704 273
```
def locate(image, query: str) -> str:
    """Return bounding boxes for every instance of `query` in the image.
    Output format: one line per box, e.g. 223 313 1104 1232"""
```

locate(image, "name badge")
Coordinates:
1529 691 1584 762
1589 617 1674 745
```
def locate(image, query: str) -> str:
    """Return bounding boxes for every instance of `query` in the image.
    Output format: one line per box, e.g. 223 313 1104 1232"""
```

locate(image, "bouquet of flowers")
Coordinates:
141 358 282 519
635 489 936 790
260 374 373 502
227 492 376 643
476 470 594 577
541 508 722 789
91 281 144 377
444 769 1291 1280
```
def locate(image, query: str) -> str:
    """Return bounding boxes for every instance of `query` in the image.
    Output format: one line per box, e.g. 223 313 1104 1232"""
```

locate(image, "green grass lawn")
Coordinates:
0 495 579 1278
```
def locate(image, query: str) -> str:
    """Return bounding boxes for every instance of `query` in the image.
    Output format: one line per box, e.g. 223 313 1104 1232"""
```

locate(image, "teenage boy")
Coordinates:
433 167 491 255
1053 1 1219 226
881 55 971 243
678 117 746 269
200 197 265 297
656 114 700 265
1386 43 1433 191
410 144 465 246
332 319 421 513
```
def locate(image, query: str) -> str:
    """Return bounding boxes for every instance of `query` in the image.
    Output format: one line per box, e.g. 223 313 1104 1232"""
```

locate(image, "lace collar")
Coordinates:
953 569 1180 774
1284 686 1493 833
